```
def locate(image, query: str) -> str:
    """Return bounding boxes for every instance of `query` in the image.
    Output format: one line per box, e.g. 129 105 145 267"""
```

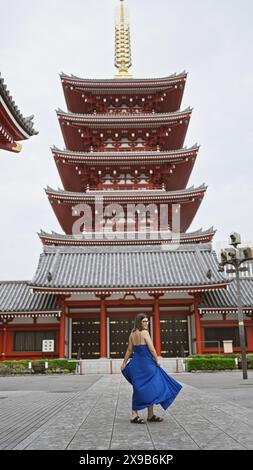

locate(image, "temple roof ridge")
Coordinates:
186 226 215 235
0 73 38 136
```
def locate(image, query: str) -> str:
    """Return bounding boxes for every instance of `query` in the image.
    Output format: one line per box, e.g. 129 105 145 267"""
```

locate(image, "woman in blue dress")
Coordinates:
121 313 182 424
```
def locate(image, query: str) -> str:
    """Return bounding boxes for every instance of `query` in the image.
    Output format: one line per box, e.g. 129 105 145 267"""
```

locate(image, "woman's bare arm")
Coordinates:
142 330 160 364
121 335 133 370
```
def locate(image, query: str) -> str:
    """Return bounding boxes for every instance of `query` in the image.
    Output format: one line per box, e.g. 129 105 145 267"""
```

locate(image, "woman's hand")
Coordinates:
121 362 126 371
156 360 161 367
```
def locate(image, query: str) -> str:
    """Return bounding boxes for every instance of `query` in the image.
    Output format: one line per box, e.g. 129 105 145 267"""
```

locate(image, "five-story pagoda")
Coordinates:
33 0 227 361
4 0 246 364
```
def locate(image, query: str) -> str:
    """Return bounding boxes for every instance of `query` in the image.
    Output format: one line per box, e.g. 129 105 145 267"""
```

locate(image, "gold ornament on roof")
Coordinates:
114 0 132 78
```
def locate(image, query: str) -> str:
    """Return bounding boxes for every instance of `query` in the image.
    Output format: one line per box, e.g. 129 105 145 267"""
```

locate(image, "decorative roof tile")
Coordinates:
0 281 59 312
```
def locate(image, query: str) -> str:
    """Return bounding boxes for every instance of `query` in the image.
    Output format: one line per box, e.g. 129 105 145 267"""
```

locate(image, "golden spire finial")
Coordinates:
114 0 132 78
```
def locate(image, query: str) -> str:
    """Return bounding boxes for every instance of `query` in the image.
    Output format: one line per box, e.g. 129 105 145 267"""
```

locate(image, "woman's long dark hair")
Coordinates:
132 313 149 332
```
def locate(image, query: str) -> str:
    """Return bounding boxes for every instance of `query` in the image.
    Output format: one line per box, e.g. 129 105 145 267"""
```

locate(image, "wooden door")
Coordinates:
72 318 100 359
109 317 135 358
160 316 189 357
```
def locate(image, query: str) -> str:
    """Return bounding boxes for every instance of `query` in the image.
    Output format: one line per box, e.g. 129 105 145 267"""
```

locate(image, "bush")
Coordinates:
0 359 77 375
46 360 77 373
187 357 236 372
0 360 31 375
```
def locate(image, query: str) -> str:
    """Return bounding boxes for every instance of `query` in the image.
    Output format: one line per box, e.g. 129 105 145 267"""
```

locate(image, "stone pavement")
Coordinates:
0 371 253 450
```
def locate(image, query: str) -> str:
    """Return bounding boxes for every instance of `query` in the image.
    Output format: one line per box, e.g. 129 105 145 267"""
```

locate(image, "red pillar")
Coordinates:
153 295 161 356
59 312 65 358
100 297 107 358
246 323 253 352
194 298 202 354
1 326 7 361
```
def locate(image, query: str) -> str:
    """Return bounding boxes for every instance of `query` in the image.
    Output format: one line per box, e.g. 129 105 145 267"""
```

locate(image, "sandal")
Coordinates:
147 415 163 422
130 416 145 424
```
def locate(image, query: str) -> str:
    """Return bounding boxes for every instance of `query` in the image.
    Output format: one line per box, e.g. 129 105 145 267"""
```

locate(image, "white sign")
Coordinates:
42 339 55 352
223 340 233 354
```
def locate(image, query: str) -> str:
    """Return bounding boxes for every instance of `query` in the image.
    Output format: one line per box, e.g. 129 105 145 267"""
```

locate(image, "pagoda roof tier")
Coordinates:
0 73 38 152
39 227 216 247
0 281 60 314
57 108 191 152
30 243 228 295
52 145 199 192
46 184 207 234
46 184 206 201
61 72 187 114
52 144 199 164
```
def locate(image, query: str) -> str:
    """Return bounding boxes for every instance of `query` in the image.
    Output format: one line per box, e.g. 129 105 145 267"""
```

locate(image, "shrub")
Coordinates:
46 360 76 373
189 354 240 359
0 360 32 375
0 359 77 375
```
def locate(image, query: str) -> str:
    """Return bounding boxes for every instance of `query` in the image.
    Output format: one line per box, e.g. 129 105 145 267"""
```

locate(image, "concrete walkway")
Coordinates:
0 371 253 450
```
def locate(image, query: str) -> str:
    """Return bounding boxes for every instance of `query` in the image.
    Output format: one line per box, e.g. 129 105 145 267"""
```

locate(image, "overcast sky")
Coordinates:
1 0 253 280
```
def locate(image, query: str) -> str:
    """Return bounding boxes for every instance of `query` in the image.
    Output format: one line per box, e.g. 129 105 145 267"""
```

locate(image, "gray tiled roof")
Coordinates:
52 144 199 155
57 107 192 125
0 74 38 136
51 145 199 163
31 243 228 291
0 281 59 312
201 278 253 309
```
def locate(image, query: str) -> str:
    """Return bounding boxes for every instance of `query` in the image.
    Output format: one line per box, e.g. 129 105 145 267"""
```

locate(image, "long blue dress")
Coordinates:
122 344 182 411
